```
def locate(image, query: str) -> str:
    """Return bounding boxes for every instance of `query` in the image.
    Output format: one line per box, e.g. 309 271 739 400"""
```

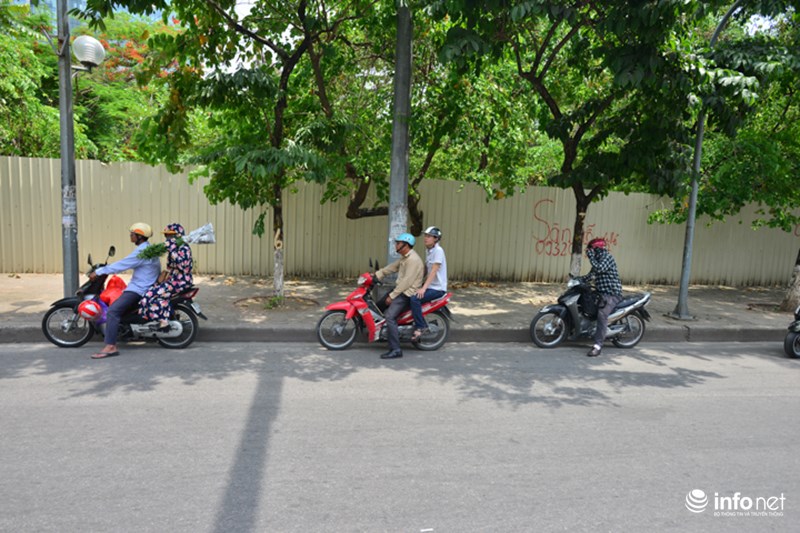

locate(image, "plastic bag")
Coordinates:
94 299 109 325
184 223 216 244
100 275 127 305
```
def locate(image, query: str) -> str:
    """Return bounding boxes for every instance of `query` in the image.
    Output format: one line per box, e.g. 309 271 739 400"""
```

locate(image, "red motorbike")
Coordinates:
42 246 206 350
316 270 452 351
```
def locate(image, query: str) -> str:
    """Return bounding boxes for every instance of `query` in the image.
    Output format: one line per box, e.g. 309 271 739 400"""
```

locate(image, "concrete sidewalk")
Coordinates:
0 273 792 345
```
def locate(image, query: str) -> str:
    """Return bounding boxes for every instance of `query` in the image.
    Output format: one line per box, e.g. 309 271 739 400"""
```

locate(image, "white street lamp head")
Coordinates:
72 35 106 69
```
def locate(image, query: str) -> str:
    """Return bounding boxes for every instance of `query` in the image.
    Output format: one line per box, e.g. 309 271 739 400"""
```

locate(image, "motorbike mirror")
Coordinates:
108 246 116 258
87 254 93 266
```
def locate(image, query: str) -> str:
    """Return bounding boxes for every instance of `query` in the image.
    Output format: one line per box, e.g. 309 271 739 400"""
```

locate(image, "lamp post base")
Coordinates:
665 311 696 321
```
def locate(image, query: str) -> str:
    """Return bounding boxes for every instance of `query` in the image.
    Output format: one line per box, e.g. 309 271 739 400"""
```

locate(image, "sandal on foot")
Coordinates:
91 351 119 359
411 328 428 341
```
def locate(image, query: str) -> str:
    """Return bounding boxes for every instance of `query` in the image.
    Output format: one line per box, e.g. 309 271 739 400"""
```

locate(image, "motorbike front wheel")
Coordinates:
611 313 646 348
317 310 358 350
530 310 567 348
42 303 94 347
157 303 199 349
784 332 800 358
412 311 450 351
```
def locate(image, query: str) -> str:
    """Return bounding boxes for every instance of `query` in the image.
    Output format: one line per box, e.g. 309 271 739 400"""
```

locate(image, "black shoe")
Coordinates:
380 349 403 359
587 346 602 357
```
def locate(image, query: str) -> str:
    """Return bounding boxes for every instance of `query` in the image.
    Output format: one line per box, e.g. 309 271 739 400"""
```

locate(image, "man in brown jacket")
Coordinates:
374 233 424 359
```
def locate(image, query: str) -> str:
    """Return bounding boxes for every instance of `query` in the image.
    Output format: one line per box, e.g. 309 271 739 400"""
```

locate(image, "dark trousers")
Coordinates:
384 294 410 352
410 289 446 330
104 291 141 345
594 294 622 346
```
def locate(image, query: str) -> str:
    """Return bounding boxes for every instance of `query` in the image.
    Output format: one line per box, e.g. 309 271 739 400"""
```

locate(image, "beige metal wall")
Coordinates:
2 156 799 285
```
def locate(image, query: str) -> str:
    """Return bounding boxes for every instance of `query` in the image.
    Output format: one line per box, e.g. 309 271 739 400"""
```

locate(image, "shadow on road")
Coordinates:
0 340 795 530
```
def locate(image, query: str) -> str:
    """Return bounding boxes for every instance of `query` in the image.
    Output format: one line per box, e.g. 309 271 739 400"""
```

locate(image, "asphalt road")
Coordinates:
0 341 797 533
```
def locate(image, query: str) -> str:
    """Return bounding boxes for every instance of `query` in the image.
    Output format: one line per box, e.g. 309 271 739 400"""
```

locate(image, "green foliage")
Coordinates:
0 31 61 156
71 13 175 161
137 237 185 259
67 0 800 243
430 0 710 209
650 4 800 231
0 2 92 157
105 0 373 235
263 294 284 310
0 4 172 161
430 0 800 249
73 0 550 237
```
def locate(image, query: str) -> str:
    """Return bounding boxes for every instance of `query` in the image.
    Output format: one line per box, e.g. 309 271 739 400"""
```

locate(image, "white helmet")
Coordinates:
424 226 442 239
129 222 153 238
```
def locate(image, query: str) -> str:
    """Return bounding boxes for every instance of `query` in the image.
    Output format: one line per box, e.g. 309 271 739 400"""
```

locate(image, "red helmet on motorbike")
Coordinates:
587 238 606 250
78 300 102 321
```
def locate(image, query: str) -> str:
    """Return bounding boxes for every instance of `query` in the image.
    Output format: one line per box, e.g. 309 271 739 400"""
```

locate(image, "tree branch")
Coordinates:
574 93 615 144
532 17 562 76
539 23 582 80
515 39 562 120
204 0 290 61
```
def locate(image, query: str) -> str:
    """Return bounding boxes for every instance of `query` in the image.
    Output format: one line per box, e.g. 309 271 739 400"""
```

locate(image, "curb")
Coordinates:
4 325 787 345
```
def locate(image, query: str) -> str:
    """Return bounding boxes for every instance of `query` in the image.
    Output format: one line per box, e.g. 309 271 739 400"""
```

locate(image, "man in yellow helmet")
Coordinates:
87 223 160 359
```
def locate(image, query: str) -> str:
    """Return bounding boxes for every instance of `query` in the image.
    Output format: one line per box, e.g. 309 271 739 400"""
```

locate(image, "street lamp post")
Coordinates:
55 0 105 297
670 0 743 320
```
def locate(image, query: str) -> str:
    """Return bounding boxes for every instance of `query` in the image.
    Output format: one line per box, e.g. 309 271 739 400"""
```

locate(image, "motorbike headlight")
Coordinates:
567 278 579 288
357 275 367 286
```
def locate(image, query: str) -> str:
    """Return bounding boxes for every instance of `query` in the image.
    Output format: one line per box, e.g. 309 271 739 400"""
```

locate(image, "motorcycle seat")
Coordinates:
176 285 198 297
426 292 451 305
614 292 650 310
615 296 639 309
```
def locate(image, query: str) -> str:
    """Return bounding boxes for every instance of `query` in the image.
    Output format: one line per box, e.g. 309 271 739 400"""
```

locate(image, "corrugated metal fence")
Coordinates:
1 156 798 285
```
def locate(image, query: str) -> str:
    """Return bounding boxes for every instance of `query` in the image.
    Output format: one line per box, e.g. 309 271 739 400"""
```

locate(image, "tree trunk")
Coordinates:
569 187 590 278
273 184 284 299
780 247 800 312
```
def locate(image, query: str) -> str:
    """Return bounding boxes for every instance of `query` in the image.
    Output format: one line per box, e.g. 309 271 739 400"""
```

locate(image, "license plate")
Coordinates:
191 302 202 314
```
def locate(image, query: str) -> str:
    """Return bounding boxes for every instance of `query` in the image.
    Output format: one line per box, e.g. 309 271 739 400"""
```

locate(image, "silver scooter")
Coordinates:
530 278 651 349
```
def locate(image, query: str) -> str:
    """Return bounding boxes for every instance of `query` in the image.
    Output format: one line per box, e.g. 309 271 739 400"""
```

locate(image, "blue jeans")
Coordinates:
410 289 446 330
104 290 141 345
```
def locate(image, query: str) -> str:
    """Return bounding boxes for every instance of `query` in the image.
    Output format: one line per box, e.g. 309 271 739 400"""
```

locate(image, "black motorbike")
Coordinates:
784 304 800 358
42 247 207 349
530 277 651 349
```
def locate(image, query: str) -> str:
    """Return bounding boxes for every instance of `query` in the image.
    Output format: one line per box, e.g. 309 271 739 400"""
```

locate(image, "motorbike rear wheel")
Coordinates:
784 332 800 358
530 310 567 348
317 310 358 350
611 313 646 348
412 311 449 351
42 303 94 348
157 303 199 349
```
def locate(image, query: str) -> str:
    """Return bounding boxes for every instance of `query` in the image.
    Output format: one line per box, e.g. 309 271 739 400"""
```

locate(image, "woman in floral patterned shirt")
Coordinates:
139 223 194 330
